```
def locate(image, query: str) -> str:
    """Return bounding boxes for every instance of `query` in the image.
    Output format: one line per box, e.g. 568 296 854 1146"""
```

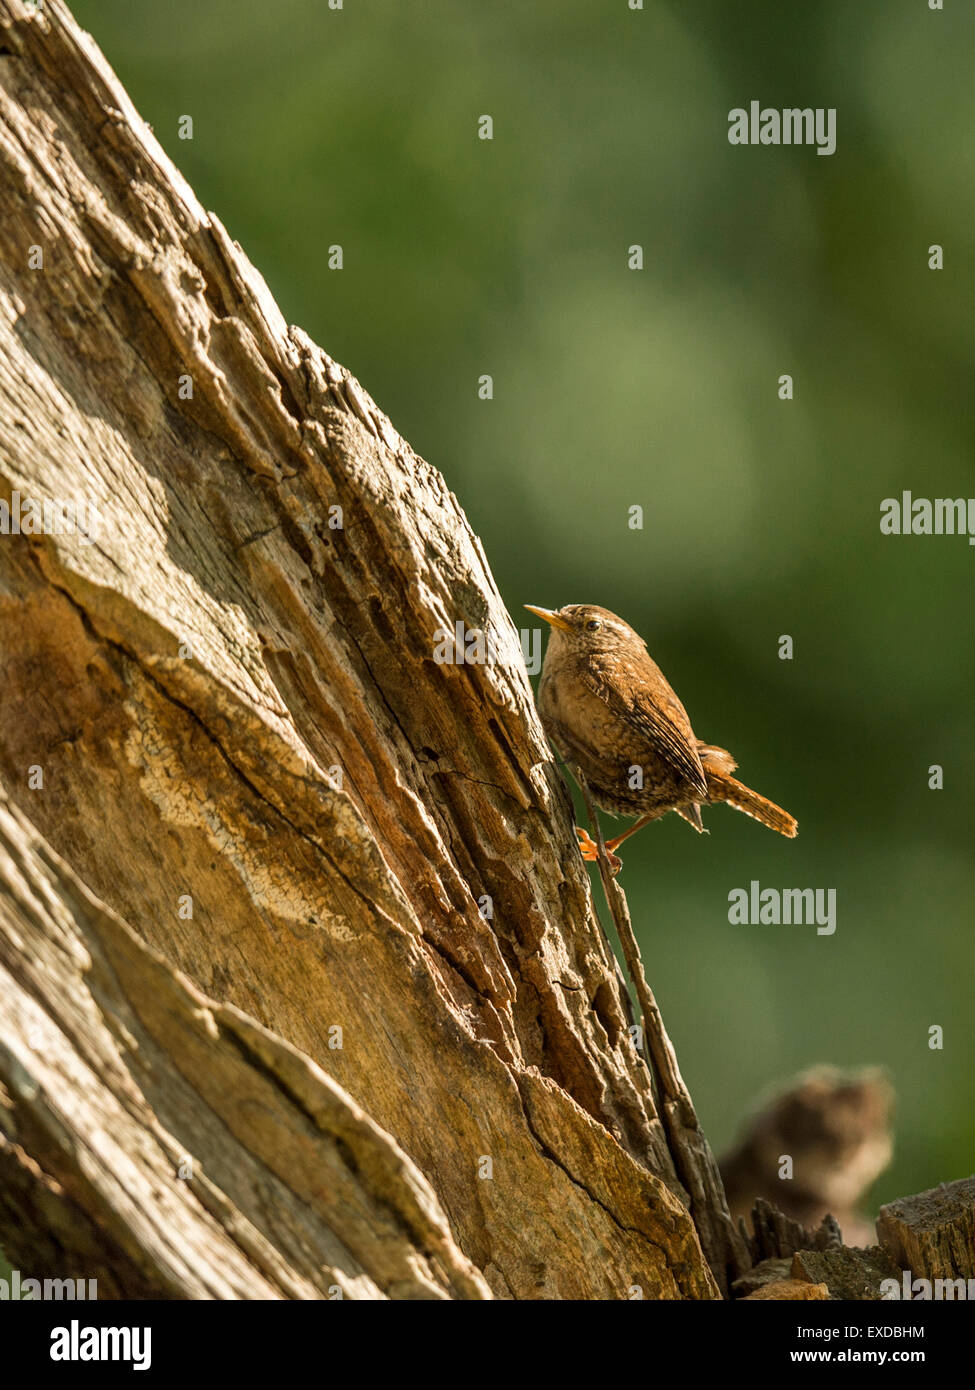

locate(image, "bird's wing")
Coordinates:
582 649 708 796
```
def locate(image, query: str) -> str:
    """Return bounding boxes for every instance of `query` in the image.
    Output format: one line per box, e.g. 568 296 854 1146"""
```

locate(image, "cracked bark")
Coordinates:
0 0 736 1298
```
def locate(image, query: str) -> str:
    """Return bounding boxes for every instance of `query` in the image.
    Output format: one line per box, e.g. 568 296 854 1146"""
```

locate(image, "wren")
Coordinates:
525 603 797 870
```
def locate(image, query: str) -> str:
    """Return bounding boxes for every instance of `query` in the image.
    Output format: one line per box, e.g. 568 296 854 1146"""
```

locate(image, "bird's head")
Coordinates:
523 603 645 656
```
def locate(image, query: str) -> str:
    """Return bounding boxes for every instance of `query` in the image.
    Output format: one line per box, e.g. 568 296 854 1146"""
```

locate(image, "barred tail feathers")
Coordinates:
707 772 798 838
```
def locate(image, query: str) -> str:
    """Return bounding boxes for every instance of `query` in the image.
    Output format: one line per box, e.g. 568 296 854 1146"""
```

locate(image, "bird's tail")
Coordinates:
706 771 798 838
697 742 737 776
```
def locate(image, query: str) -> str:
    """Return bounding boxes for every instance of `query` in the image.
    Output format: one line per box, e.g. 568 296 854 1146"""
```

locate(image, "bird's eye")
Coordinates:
586 619 601 632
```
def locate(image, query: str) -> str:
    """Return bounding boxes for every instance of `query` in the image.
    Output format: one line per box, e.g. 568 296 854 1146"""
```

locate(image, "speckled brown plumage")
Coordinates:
526 603 797 868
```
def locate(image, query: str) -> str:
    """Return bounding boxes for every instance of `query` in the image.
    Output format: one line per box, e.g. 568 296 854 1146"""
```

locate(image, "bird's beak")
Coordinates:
524 605 572 632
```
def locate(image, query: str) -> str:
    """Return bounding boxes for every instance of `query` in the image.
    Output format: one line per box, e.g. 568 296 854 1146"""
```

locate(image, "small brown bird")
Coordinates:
525 603 797 870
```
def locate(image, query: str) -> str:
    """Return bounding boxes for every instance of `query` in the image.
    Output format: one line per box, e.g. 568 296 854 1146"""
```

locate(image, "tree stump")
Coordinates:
0 0 739 1299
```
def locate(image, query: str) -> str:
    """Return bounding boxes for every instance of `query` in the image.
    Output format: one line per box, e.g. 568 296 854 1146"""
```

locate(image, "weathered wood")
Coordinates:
736 1188 975 1300
0 792 491 1299
735 1222 898 1302
746 1199 841 1264
789 1246 900 1302
877 1177 975 1283
0 0 725 1297
578 769 748 1287
742 1278 828 1301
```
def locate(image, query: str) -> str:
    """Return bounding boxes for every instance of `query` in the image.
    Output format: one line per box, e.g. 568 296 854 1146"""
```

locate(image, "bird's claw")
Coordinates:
574 827 623 876
575 827 599 860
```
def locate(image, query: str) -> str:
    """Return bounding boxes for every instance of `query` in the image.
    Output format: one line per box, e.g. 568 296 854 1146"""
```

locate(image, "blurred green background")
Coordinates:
68 0 974 1212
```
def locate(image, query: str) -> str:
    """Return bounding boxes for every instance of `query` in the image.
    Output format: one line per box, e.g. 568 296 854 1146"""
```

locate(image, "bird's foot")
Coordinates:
574 826 623 875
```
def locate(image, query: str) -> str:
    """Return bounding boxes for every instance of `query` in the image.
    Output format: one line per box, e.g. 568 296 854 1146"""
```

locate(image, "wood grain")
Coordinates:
0 0 730 1298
